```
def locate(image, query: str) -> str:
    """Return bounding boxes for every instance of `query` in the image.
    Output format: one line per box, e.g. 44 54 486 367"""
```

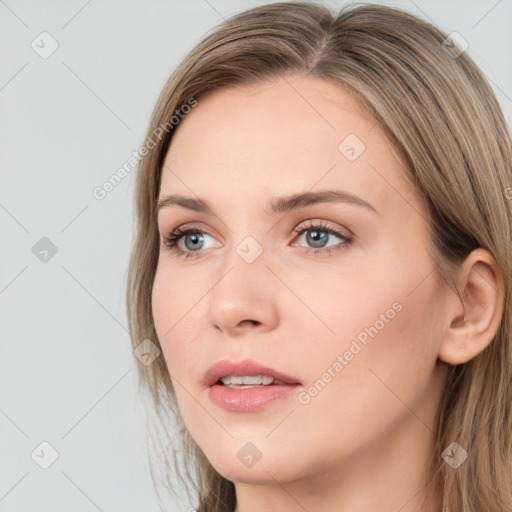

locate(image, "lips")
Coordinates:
203 359 301 388
204 359 302 412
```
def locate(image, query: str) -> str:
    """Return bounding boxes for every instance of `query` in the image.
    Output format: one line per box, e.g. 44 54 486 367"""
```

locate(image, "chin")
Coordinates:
213 461 288 485
201 440 304 485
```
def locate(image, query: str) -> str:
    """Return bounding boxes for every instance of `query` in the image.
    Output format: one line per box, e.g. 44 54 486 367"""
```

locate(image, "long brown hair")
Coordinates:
127 3 512 511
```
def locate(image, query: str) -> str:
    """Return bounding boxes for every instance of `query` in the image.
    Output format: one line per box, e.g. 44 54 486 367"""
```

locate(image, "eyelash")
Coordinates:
162 220 353 259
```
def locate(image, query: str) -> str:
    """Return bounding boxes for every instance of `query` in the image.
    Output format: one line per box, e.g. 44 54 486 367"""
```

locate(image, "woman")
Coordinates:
127 3 512 511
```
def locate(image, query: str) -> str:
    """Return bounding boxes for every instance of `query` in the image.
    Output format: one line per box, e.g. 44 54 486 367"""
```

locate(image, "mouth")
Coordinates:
204 359 302 412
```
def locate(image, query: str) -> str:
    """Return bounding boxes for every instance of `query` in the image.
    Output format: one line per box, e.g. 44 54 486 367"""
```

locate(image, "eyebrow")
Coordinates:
156 190 379 216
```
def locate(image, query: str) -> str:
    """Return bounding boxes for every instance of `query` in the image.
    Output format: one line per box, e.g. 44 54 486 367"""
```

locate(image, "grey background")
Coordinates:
0 0 510 511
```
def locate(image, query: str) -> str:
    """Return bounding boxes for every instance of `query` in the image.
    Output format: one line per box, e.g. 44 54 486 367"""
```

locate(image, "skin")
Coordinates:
151 74 503 512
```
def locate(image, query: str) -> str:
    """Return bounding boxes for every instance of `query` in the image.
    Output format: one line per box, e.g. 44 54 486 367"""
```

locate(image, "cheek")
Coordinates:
300 245 444 407
286 280 444 474
307 269 444 425
152 277 209 430
152 261 202 335
151 267 204 377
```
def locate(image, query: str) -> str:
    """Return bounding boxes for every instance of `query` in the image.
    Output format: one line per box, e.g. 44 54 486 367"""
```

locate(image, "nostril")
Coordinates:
239 320 259 327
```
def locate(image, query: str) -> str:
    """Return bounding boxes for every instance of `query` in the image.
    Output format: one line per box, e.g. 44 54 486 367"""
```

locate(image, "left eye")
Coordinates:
294 224 351 250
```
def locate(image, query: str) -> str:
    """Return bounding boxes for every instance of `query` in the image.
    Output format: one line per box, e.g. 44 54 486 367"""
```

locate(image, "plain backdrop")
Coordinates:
0 0 510 511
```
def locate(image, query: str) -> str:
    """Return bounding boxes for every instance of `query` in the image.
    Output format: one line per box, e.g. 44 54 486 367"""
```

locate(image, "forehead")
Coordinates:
159 75 417 214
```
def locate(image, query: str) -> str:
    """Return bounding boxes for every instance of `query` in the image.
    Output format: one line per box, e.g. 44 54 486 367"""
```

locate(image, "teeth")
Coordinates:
220 375 276 386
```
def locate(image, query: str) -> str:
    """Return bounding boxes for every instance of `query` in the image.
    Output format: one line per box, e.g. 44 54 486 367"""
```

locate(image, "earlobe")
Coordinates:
438 248 504 366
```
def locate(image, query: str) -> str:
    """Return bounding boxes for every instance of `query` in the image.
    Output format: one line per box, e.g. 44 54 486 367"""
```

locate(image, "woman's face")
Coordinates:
152 75 450 487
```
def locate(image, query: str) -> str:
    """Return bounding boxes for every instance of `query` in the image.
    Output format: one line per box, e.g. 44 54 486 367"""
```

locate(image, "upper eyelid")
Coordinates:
296 219 354 237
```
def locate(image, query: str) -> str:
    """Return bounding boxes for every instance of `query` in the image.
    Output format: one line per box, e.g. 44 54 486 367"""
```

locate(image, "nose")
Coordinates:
206 249 280 336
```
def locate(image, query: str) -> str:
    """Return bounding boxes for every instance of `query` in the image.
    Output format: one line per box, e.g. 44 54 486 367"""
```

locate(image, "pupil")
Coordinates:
307 230 328 248
184 233 203 251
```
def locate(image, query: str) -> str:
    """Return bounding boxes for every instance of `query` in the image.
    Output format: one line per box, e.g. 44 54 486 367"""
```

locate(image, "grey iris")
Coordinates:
184 233 204 251
307 230 328 248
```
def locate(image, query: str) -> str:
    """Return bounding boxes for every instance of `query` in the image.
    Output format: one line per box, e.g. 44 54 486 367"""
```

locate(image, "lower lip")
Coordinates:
208 383 300 412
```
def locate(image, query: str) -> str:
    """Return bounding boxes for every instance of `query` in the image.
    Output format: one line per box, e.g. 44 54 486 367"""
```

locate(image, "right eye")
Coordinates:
162 225 220 258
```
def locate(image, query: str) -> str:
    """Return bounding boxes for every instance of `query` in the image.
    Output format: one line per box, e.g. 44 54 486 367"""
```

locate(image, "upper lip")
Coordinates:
203 359 301 387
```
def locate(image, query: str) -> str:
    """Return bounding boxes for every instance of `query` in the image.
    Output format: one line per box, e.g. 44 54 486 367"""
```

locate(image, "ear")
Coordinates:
438 248 504 365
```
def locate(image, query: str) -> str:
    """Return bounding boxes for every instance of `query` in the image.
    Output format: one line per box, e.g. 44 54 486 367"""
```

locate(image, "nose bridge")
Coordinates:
215 210 269 278
206 232 279 333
